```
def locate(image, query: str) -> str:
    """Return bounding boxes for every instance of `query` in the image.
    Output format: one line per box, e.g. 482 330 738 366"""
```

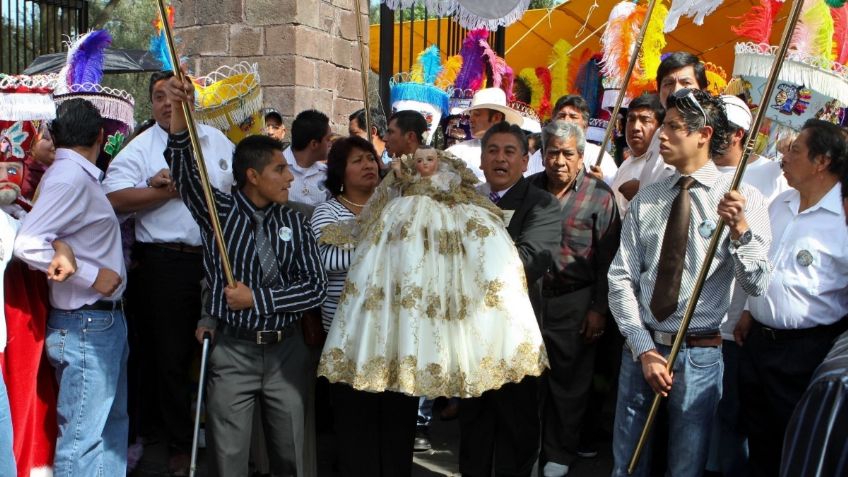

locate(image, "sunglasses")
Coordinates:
671 88 708 127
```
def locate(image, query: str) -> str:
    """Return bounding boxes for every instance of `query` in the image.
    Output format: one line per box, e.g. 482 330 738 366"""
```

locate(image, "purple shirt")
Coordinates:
14 148 126 309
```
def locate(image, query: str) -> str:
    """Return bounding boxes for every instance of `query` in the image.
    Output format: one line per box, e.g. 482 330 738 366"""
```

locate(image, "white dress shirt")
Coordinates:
103 124 234 246
447 138 485 182
0 211 19 351
610 149 651 216
524 143 618 185
716 156 790 339
283 146 329 206
15 149 127 309
747 184 848 330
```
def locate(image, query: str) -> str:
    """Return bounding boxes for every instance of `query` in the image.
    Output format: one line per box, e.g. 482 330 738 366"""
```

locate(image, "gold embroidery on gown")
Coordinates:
318 150 548 398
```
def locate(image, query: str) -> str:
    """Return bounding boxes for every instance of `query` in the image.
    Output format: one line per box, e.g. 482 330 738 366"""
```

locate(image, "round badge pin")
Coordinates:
698 219 717 238
218 158 228 171
278 226 293 242
796 249 814 267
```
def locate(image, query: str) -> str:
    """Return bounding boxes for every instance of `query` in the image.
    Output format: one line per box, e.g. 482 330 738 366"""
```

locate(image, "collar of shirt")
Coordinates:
55 148 102 182
667 160 720 190
784 183 843 217
233 189 280 219
284 146 326 175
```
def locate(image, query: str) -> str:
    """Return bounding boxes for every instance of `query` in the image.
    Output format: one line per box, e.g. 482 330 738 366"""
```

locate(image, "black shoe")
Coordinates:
413 428 432 452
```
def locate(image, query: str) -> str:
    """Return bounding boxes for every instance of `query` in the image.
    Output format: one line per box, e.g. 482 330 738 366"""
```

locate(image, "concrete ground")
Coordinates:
132 416 614 477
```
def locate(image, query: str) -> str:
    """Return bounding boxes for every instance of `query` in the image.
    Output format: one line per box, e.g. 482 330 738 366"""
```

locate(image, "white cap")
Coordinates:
721 95 752 132
462 88 523 126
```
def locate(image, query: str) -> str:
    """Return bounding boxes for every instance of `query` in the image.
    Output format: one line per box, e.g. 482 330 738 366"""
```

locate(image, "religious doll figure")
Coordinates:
317 148 547 399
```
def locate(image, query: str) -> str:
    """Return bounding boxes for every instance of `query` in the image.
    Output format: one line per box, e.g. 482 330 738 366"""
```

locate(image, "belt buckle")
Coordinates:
653 330 673 346
255 330 283 345
762 326 778 340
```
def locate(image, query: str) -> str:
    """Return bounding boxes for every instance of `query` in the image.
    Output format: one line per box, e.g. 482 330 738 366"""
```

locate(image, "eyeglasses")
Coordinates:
671 88 708 127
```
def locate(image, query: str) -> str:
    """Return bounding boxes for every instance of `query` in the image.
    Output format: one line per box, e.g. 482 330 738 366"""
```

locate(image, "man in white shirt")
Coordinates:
103 70 234 474
447 88 522 182
284 109 332 206
610 94 664 215
525 95 618 184
735 119 848 477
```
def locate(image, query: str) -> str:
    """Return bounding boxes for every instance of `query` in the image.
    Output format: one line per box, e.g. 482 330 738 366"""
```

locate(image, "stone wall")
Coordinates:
174 0 368 131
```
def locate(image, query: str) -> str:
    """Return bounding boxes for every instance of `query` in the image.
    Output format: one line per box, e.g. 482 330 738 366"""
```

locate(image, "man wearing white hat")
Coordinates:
446 88 523 182
705 94 789 477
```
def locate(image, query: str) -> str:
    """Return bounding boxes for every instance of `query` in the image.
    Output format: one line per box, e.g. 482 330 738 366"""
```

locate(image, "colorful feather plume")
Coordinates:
519 67 543 114
435 54 463 89
665 0 725 32
536 67 552 120
600 1 639 83
150 5 175 72
409 45 443 84
834 5 848 63
454 29 489 92
791 0 834 60
481 39 505 89
574 55 603 119
632 1 669 94
567 49 593 101
502 65 516 102
65 30 112 87
731 0 784 44
825 0 846 7
548 39 572 106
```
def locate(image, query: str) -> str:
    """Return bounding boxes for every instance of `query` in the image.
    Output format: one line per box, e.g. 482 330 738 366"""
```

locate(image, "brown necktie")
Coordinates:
650 176 695 322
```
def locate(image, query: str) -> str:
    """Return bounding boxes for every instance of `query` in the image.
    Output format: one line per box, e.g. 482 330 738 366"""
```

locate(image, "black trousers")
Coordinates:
331 383 418 477
739 321 838 477
136 244 202 452
459 377 540 477
540 286 596 467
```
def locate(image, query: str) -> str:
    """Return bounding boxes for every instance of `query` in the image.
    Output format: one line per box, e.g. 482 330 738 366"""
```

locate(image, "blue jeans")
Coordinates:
706 341 748 476
46 308 129 476
612 343 723 477
0 368 15 477
418 397 434 428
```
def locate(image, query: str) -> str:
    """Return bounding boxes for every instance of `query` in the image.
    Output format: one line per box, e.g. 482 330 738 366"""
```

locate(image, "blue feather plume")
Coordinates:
418 45 442 84
149 32 173 72
575 56 602 119
68 30 112 87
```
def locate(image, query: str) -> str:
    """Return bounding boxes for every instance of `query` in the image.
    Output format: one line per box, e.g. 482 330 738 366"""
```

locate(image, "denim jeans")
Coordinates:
45 308 129 477
706 341 748 476
417 397 434 428
612 343 723 477
0 367 15 477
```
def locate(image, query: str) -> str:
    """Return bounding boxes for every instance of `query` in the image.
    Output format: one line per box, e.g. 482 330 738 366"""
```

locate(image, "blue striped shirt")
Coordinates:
608 161 772 359
166 131 327 331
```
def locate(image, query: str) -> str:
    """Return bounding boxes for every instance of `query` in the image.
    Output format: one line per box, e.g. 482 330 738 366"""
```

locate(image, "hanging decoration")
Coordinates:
382 0 532 31
664 0 726 33
731 0 784 45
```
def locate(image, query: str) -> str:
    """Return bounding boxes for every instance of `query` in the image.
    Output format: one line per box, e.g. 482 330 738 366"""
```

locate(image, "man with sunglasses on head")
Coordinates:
607 89 772 477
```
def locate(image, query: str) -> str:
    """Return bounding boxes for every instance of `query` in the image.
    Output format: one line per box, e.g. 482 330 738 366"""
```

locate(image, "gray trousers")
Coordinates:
206 325 311 477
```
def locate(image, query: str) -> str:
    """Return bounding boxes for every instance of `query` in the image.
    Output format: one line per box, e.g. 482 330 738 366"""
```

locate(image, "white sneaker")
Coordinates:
543 461 569 477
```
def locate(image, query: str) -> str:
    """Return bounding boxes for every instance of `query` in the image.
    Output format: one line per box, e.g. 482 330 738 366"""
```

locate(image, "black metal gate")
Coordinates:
1 0 89 75
378 4 505 118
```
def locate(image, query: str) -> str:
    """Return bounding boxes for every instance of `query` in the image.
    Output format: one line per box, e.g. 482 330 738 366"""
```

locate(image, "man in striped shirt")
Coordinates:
163 75 327 476
607 89 771 477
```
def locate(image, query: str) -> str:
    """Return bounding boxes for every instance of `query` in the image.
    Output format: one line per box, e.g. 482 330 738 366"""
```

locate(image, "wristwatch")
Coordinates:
730 229 752 250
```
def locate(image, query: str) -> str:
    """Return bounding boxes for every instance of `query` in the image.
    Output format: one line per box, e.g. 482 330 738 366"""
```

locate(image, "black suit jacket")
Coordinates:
496 177 562 286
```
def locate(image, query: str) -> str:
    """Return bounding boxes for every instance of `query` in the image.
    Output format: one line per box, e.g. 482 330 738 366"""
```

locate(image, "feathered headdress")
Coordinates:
58 29 112 92
519 68 542 115
549 39 572 106
833 5 848 64
454 29 489 92
665 0 725 32
436 55 463 89
410 46 444 84
535 67 552 120
600 2 640 84
731 0 784 45
790 0 834 61
150 5 175 72
601 1 668 99
574 54 604 120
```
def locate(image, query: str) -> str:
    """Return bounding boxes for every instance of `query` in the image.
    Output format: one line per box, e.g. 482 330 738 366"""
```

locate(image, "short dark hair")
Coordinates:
388 110 428 144
553 95 590 125
627 94 665 124
51 98 104 149
264 109 283 124
481 121 528 156
324 135 378 196
349 108 387 137
291 109 330 151
666 89 730 158
149 70 175 100
657 52 709 90
800 119 848 175
232 134 285 188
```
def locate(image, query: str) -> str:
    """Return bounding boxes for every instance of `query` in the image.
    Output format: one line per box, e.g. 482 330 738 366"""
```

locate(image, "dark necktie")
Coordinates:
489 191 500 203
650 176 695 322
252 210 280 287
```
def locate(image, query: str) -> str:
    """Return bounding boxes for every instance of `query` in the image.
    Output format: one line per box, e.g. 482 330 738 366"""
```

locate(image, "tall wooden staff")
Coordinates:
353 0 373 142
594 0 660 168
626 0 806 473
155 0 235 286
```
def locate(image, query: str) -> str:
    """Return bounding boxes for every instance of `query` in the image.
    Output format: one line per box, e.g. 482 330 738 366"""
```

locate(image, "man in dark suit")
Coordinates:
459 121 561 477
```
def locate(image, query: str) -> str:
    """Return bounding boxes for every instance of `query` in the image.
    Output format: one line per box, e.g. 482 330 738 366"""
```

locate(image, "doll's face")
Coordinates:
414 149 439 177
0 161 23 205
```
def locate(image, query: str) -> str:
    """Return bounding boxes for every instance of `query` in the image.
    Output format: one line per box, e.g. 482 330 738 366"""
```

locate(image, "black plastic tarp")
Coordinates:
23 48 164 75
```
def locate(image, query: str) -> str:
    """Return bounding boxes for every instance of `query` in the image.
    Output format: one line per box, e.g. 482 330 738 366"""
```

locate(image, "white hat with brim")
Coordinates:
462 88 524 126
720 94 753 132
